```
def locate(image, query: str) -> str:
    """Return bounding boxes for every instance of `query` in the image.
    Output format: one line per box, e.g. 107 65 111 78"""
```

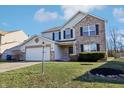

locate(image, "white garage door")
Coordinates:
26 47 50 61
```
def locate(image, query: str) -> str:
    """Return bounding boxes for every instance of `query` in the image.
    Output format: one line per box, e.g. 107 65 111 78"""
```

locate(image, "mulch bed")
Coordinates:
89 68 124 77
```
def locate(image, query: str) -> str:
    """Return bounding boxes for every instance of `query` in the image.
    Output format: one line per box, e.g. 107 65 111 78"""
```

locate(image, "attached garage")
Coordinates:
26 46 50 61
18 35 56 61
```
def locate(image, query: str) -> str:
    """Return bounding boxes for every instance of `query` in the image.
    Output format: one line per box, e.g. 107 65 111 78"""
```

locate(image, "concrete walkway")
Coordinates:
0 62 40 73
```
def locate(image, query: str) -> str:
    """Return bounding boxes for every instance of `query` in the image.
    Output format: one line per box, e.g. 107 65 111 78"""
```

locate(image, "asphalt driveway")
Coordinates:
0 62 41 73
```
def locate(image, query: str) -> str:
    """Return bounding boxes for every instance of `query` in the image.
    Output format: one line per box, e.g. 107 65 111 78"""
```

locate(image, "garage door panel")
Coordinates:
26 47 50 61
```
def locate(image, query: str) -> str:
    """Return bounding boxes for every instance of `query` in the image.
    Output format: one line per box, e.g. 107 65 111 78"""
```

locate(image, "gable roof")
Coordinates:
20 35 55 46
62 11 88 28
0 29 24 36
0 30 8 35
42 26 61 33
41 11 105 33
20 35 37 46
6 30 23 34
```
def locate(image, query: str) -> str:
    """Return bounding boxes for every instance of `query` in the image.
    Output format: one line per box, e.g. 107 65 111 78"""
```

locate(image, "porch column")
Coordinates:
73 41 76 54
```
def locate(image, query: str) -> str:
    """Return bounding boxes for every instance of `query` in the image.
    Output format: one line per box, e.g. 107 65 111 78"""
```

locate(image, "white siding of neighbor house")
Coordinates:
1 30 28 53
1 30 28 44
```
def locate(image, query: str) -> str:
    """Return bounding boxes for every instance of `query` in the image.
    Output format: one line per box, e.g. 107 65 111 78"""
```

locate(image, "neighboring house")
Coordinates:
3 11 106 61
1 30 28 60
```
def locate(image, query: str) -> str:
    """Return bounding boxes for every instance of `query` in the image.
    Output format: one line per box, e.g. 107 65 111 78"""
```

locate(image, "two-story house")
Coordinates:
40 11 106 61
3 11 106 61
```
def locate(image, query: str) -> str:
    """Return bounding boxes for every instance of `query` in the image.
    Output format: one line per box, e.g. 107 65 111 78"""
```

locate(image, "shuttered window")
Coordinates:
83 43 98 52
82 24 99 36
64 28 73 39
54 32 61 41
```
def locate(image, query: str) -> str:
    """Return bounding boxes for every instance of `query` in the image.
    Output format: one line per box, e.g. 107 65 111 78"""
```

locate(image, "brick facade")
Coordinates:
74 15 106 53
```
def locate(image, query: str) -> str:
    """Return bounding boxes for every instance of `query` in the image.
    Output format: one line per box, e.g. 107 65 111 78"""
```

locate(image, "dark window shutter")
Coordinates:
64 30 66 39
52 32 55 40
97 44 100 51
71 29 73 38
80 27 83 36
96 24 99 35
59 32 61 40
81 44 84 52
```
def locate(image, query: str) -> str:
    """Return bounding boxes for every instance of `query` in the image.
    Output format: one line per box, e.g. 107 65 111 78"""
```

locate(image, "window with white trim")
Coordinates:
83 25 96 36
64 28 73 39
84 43 97 52
54 32 59 41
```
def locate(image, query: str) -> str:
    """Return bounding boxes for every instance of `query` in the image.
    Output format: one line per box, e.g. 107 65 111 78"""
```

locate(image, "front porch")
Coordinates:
56 40 76 61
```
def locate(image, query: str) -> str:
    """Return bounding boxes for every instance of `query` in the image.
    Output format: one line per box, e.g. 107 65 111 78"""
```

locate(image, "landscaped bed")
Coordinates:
88 68 124 81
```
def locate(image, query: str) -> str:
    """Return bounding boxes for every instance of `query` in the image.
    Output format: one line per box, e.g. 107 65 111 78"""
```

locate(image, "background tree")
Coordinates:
109 28 119 58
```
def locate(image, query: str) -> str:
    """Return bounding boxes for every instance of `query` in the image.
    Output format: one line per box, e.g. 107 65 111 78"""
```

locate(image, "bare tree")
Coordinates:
108 28 124 58
109 28 119 58
119 33 124 52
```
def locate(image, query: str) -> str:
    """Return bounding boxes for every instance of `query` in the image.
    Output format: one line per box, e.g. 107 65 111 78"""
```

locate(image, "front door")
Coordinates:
68 47 73 54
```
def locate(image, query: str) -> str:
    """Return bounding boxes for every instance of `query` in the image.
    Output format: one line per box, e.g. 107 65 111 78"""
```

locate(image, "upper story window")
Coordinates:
64 28 73 39
52 32 61 41
80 24 99 36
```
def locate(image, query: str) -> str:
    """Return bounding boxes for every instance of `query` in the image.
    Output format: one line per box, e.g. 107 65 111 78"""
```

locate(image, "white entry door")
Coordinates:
26 47 50 61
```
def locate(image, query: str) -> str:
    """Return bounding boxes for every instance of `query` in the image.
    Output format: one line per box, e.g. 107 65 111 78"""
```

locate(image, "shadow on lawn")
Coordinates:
80 63 94 65
73 60 124 84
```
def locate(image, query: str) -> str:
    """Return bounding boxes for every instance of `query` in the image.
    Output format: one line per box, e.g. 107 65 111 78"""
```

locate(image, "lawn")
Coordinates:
0 59 124 88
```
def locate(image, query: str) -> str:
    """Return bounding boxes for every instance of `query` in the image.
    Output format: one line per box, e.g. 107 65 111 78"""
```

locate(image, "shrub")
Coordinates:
69 54 78 61
78 52 106 62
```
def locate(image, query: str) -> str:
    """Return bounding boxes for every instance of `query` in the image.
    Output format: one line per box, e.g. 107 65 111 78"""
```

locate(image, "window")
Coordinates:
83 26 89 36
89 25 96 36
53 32 61 41
68 47 73 54
84 44 90 52
64 28 73 39
83 43 97 52
90 43 97 51
81 24 98 36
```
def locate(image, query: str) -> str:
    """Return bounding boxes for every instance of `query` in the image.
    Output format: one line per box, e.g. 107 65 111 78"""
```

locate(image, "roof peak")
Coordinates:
0 29 23 35
42 26 61 33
